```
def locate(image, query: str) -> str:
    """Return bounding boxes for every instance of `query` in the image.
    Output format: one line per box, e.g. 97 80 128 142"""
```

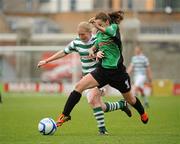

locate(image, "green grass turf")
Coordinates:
0 93 180 144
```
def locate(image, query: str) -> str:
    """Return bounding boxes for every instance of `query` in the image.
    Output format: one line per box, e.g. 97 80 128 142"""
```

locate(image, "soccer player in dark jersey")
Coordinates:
56 11 149 134
38 21 131 135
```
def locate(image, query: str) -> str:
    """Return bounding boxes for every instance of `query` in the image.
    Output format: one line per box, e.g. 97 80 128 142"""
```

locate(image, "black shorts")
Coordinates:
90 66 131 93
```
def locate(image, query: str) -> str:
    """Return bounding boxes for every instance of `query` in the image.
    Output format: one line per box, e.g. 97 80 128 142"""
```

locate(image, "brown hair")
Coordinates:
95 11 124 24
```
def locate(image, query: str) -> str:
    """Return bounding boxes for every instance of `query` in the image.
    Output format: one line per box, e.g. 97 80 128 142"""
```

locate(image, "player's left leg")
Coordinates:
86 88 108 135
122 91 148 124
57 73 99 127
110 72 148 124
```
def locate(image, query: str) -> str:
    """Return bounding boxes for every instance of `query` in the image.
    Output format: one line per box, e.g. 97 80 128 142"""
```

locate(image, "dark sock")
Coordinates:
132 97 145 115
63 90 81 116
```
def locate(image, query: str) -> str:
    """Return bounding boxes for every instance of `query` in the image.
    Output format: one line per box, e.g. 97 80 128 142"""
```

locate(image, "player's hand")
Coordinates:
89 18 99 28
148 79 152 86
96 51 104 61
148 82 152 88
89 48 95 57
37 60 47 68
146 80 152 88
89 17 95 24
96 51 104 59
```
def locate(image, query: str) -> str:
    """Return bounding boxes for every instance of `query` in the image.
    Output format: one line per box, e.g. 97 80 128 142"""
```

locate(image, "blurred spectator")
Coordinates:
127 46 152 108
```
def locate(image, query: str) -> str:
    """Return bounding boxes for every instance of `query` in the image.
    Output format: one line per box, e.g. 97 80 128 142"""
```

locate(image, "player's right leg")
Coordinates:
103 99 132 117
56 73 99 127
92 87 131 117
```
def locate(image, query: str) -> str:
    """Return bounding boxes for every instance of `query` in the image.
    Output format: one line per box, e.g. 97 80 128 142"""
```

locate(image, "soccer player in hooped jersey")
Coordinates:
37 21 131 135
56 11 149 133
127 46 152 108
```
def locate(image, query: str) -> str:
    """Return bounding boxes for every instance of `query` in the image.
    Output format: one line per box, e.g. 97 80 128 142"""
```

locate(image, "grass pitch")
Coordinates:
0 93 180 144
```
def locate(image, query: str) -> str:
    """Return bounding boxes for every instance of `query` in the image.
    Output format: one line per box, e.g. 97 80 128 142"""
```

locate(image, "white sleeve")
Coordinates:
64 41 77 54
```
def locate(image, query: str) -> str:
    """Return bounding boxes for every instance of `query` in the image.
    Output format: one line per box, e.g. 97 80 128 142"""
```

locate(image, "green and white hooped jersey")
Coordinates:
131 54 149 77
64 35 97 75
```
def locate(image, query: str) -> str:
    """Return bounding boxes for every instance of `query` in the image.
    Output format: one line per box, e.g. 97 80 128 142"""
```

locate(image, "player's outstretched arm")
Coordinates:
37 50 67 68
146 65 152 83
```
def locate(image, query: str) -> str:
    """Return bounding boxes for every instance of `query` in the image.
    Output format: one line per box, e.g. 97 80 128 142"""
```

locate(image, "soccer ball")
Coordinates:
38 118 57 135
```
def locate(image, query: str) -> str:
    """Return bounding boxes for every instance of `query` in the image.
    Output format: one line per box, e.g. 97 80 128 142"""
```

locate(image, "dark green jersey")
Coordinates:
95 24 123 69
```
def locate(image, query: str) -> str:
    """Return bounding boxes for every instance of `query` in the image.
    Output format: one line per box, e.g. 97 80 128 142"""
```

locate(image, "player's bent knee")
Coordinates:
88 99 96 107
122 92 136 105
88 97 101 108
74 82 85 93
127 96 136 105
